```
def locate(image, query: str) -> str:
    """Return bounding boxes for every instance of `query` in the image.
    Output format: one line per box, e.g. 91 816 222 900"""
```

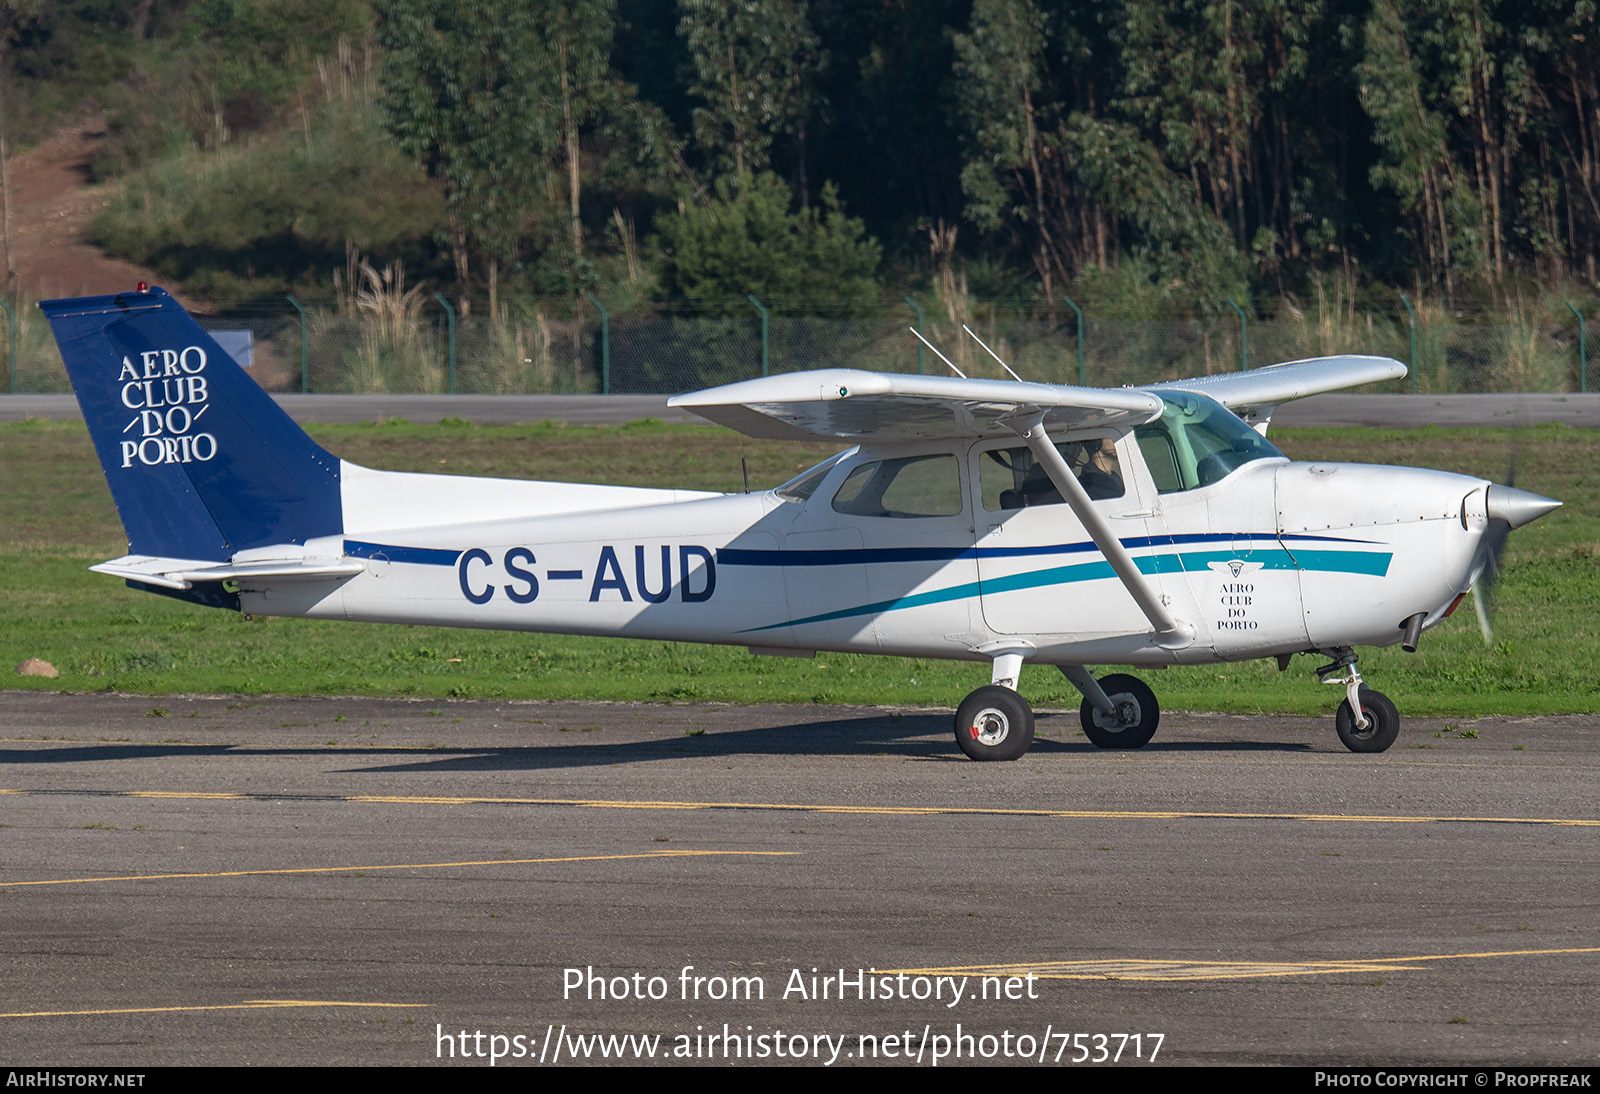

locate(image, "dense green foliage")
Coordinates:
653 173 881 312
93 92 442 299
8 0 1599 313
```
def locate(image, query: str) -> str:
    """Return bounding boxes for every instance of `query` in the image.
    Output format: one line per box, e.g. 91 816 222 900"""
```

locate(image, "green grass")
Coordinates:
2 418 1595 714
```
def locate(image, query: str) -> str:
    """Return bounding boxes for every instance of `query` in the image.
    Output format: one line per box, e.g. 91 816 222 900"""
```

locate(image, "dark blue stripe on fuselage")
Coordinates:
343 540 462 566
717 531 1375 567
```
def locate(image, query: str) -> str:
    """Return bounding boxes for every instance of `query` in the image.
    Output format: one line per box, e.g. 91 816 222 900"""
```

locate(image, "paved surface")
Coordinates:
1 690 1595 1067
5 392 1600 428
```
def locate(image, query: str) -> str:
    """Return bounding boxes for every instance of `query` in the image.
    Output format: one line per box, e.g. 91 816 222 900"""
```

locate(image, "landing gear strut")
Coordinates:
1061 665 1160 748
1317 648 1399 753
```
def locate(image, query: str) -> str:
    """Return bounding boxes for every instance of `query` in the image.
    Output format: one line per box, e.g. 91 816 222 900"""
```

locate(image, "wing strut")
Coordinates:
1006 412 1195 649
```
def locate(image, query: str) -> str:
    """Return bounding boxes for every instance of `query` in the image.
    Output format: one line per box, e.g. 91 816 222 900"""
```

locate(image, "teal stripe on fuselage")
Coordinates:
744 546 1391 632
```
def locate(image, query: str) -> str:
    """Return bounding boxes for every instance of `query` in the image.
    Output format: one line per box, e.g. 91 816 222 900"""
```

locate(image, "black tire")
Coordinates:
954 686 1035 761
1079 673 1159 749
1335 687 1399 753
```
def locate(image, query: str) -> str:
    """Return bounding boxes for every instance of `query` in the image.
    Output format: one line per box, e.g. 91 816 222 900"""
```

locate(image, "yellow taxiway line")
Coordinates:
3 786 1592 827
1 1000 426 1018
5 849 796 887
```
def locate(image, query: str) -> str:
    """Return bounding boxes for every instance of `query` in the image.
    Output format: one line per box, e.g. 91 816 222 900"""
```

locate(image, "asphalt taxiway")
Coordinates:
2 691 1595 1067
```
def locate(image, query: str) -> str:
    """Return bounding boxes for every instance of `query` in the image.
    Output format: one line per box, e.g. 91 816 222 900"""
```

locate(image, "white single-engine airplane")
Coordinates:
41 286 1560 758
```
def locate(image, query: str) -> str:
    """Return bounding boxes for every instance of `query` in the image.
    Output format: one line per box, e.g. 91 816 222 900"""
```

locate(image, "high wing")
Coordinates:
669 357 1404 442
1149 354 1406 429
667 368 1163 441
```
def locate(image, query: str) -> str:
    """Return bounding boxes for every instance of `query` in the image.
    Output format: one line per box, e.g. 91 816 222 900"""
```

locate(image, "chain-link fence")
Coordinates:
4 297 1592 395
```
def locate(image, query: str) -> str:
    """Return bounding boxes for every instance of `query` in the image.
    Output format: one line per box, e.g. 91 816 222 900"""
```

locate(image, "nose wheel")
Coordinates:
1335 687 1399 752
1318 648 1400 753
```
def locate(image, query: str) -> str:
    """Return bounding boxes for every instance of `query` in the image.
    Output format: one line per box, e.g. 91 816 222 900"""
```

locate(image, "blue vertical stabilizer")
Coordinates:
39 287 342 561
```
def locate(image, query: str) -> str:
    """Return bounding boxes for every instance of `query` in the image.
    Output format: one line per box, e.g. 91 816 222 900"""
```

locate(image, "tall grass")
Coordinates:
14 290 1591 397
2 302 73 393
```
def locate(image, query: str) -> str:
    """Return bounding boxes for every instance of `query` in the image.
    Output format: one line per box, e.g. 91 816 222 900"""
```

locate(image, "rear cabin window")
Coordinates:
831 454 962 518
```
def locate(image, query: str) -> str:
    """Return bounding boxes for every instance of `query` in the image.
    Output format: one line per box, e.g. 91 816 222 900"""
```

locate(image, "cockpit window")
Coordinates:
1134 392 1283 493
831 454 962 518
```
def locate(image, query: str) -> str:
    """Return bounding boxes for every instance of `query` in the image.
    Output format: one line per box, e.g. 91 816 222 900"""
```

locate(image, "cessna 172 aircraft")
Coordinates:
40 286 1559 759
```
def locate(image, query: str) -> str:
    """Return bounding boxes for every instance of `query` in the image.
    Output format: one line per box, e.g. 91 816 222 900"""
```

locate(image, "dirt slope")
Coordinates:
5 122 189 304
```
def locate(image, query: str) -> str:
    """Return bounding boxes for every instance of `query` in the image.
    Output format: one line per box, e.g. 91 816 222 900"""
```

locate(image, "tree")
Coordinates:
1359 0 1462 290
953 0 1069 302
678 0 820 179
378 0 556 315
0 0 44 290
652 172 879 311
541 0 618 262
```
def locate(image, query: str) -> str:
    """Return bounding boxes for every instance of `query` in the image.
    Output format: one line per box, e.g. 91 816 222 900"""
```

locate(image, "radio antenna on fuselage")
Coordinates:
908 326 968 378
963 324 1023 382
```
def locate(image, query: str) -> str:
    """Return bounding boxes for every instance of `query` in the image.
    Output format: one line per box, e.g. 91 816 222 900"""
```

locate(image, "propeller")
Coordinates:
1471 469 1561 644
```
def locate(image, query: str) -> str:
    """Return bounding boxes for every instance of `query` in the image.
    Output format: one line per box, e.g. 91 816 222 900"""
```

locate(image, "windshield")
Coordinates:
1134 392 1284 493
773 451 850 503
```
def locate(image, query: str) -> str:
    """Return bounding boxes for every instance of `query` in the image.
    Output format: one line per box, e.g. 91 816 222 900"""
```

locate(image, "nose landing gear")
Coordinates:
1317 648 1399 753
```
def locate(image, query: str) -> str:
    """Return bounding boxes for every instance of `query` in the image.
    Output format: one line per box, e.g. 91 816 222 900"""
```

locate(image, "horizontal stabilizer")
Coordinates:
91 554 366 591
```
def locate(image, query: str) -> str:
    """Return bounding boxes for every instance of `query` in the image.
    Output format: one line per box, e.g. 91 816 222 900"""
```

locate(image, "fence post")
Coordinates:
1225 298 1248 371
432 293 457 394
904 295 925 374
284 294 308 394
1400 292 1417 394
586 293 610 395
0 294 14 393
747 293 769 377
1062 295 1084 385
1566 301 1587 394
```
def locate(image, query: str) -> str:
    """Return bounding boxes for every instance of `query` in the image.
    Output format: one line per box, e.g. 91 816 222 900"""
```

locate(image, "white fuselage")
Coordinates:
245 430 1495 670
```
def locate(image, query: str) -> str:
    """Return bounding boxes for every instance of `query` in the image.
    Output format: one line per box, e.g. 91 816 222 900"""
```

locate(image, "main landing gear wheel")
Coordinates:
1079 673 1159 749
954 685 1035 762
1335 687 1399 753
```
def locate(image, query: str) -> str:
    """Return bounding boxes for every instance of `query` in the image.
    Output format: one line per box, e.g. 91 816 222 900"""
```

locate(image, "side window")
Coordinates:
979 440 1125 511
832 454 962 518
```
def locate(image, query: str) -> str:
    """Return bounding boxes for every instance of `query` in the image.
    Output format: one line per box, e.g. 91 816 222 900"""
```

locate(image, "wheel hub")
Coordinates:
969 708 1011 746
1094 695 1140 732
